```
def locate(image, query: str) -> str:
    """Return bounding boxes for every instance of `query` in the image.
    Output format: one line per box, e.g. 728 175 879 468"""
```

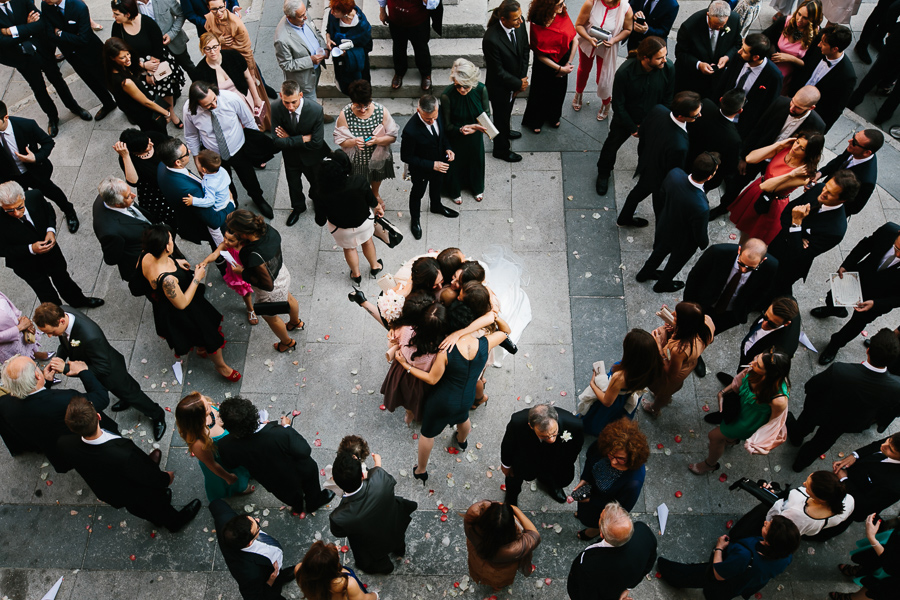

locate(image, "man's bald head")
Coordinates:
790 86 821 116
1 356 40 398
741 238 768 262
599 502 634 547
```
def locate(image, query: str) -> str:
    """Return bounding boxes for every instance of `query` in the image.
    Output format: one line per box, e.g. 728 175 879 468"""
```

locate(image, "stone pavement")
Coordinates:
2 1 900 599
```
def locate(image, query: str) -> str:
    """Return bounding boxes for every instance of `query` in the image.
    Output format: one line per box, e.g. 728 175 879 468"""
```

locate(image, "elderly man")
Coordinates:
567 503 658 600
673 1 741 98
183 81 274 219
499 404 584 506
33 302 167 441
274 0 328 106
0 355 114 468
0 181 102 308
92 177 155 282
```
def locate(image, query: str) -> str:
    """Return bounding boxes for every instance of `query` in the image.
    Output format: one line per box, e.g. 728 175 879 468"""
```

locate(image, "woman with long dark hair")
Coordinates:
102 37 171 133
463 500 541 590
293 541 376 600
522 0 578 131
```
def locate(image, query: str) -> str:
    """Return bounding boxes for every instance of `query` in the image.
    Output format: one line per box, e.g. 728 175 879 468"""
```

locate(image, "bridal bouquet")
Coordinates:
377 289 405 323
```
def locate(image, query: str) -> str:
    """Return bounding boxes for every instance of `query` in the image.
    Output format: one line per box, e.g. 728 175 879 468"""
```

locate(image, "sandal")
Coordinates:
274 339 297 353
452 197 462 205
475 194 484 202
247 310 259 325
471 394 489 410
838 564 862 578
238 485 256 495
687 460 720 475
224 368 242 382
572 92 583 112
576 529 599 541
286 319 305 331
597 104 610 121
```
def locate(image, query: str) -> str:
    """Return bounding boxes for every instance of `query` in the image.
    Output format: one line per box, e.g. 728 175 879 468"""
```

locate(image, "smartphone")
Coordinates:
253 105 262 117
634 16 646 24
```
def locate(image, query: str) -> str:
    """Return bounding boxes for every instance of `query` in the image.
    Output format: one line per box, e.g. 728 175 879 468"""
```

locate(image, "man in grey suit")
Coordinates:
274 0 331 121
135 0 196 80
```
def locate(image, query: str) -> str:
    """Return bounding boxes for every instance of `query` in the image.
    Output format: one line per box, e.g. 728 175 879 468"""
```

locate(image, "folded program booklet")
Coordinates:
830 272 863 306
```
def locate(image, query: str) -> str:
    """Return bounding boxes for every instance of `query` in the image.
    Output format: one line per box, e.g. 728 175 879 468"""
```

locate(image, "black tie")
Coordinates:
714 270 743 314
736 67 752 90
509 29 516 45
1 133 18 171
257 531 282 550
291 111 298 128
823 58 832 67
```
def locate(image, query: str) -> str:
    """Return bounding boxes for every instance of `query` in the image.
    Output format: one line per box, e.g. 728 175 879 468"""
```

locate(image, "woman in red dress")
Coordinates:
729 131 824 245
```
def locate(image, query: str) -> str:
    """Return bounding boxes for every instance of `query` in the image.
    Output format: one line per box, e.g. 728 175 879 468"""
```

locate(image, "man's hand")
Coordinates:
833 454 857 474
837 266 846 278
167 471 175 485
31 240 53 254
717 56 729 69
802 238 810 249
311 52 325 65
433 161 450 173
27 10 40 23
275 126 290 138
66 360 88 376
500 465 511 477
113 141 130 158
737 159 747 176
49 357 66 373
379 6 388 24
267 561 280 586
633 13 648 33
855 300 875 313
791 203 811 226
182 195 194 206
715 534 730 550
162 33 171 45
372 453 382 468
446 150 455 162
42 364 56 381
15 146 36 164
175 258 191 271
301 134 312 143
698 62 715 74
45 231 55 247
519 78 528 92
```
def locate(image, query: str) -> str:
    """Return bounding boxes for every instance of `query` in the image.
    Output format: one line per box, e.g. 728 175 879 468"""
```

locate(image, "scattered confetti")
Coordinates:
657 443 664 449
314 439 322 447
440 515 447 522
340 545 349 553
702 404 710 412
726 520 734 529
129 554 136 561
719 473 728 482
674 491 683 498
379 404 386 410
729 233 737 240
674 435 682 443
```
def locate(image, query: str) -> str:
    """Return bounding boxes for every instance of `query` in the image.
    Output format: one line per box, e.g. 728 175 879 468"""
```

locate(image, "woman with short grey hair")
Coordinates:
439 58 490 204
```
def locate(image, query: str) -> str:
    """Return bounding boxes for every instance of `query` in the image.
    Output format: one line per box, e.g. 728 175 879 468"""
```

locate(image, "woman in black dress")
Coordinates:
114 128 178 228
110 0 186 128
138 225 241 380
103 37 171 133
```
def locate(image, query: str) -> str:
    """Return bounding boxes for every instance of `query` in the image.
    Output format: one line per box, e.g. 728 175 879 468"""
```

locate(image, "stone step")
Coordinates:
354 0 488 38
368 37 486 69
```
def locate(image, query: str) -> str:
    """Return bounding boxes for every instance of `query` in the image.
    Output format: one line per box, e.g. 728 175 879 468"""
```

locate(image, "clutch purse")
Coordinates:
152 60 173 82
254 301 290 316
23 330 35 345
571 485 591 501
589 26 612 42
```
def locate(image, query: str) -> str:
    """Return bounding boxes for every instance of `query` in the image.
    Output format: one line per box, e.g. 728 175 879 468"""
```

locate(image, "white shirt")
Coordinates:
1 127 26 175
286 97 305 125
862 360 888 373
103 202 151 223
83 429 122 445
688 175 705 190
579 539 614 562
743 321 783 357
736 59 767 96
418 112 440 137
20 206 56 255
501 22 517 43
788 202 842 232
1 1 20 37
846 153 874 170
167 165 204 184
136 0 155 20
806 52 844 87
63 312 75 337
242 535 284 569
183 90 258 156
775 112 810 143
669 112 687 132
875 247 900 271
721 258 753 312
342 483 364 498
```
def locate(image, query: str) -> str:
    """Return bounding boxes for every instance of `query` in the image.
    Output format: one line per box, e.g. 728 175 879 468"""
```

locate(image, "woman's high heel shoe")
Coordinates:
687 460 720 475
351 273 362 285
453 432 468 451
224 369 242 382
348 289 367 305
370 258 384 278
413 465 428 485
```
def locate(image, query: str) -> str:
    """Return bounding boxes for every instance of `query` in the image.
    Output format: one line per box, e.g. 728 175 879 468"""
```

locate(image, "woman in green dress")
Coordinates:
440 58 490 205
176 391 253 501
688 347 791 475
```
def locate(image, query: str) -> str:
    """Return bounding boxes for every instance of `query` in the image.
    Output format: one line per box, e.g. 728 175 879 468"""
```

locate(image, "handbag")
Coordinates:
253 301 290 316
152 60 173 82
753 191 773 215
721 390 742 424
589 26 612 42
373 216 403 248
22 330 35 345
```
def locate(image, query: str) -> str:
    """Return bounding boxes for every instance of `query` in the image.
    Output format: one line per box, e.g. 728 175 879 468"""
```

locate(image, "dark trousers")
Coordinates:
170 49 198 81
618 176 662 223
789 408 847 471
126 493 187 532
284 160 322 211
824 290 891 350
718 162 764 211
848 41 900 121
13 54 80 121
596 120 633 177
488 90 515 157
709 310 744 336
14 255 88 306
504 464 573 497
103 373 165 422
657 557 745 600
389 20 431 77
728 502 770 542
859 0 895 48
276 456 325 513
408 169 442 220
14 169 75 214
223 145 265 203
62 49 116 110
641 243 698 286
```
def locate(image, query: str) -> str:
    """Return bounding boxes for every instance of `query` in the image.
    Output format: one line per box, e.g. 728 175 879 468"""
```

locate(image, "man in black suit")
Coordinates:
715 296 801 385
855 0 895 63
846 11 900 126
628 0 679 52
811 222 900 366
399 94 457 240
687 90 743 193
710 87 825 220
0 0 91 135
684 239 778 334
271 80 329 227
482 0 529 163
813 129 882 218
567 503 657 600
833 433 900 522
156 137 216 247
92 177 154 282
33 302 167 441
768 172 860 298
39 0 116 121
217 396 334 515
788 329 900 472
210 499 296 599
788 24 856 132
617 92 701 228
329 451 417 574
500 404 584 506
0 355 114 468
636 153 718 292
1 103 80 232
717 33 783 138
57 396 201 532
673 1 741 98
0 182 102 307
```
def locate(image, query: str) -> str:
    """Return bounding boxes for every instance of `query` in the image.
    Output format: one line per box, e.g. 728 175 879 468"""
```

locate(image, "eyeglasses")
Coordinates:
203 44 220 52
210 6 227 12
762 314 782 326
454 83 471 91
737 259 759 271
609 454 628 464
178 152 189 160
3 203 25 214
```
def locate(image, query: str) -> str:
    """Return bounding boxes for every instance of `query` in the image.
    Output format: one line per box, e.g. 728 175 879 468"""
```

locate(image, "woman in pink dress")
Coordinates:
763 0 823 93
729 131 824 246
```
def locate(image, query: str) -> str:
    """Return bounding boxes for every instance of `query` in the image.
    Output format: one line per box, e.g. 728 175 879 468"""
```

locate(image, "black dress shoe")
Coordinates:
430 205 459 218
370 258 384 278
48 120 60 138
596 175 609 195
71 107 92 121
169 499 202 532
149 449 162 464
716 371 733 387
617 217 649 228
411 220 422 240
493 151 522 163
65 211 80 233
505 492 520 507
508 130 522 140
77 297 105 309
111 400 130 412
854 43 873 65
94 104 117 121
864 338 871 348
653 280 685 293
549 487 567 503
635 269 662 282
499 334 518 355
694 356 707 378
785 413 803 447
810 306 848 319
153 419 167 442
818 344 839 365
286 210 302 227
708 205 728 221
306 490 335 513
253 198 274 219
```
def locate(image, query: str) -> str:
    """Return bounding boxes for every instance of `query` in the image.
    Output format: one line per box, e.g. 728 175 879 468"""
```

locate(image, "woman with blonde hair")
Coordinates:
175 392 252 500
572 0 633 119
440 58 490 204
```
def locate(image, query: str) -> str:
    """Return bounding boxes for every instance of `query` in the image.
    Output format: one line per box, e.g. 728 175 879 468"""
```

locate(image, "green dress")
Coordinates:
199 407 251 501
720 377 787 440
440 83 489 197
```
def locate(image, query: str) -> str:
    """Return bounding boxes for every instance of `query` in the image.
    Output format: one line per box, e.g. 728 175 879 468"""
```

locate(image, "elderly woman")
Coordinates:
572 0 633 118
440 59 490 204
334 80 398 204
102 37 172 133
464 500 541 590
113 129 177 228
314 151 384 284
0 292 48 363
224 210 303 352
205 0 276 101
763 0 823 92
195 32 270 131
325 0 373 95
523 0 577 131
572 418 649 540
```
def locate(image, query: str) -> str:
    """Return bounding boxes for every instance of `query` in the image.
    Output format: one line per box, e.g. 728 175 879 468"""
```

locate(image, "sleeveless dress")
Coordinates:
420 336 489 438
576 0 628 99
729 147 798 245
580 363 638 436
720 377 787 440
342 103 395 182
200 407 251 501
776 32 807 93
149 265 226 356
381 325 436 422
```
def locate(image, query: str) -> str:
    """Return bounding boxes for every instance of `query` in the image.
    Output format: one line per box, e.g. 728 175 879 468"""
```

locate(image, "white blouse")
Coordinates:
766 488 855 536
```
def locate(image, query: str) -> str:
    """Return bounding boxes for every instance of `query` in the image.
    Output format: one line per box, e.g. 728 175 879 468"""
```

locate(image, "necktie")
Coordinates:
710 30 718 53
736 67 752 91
126 206 150 223
209 110 231 161
257 531 282 550
714 270 743 314
878 253 896 271
18 216 30 227
1 132 17 170
291 111 298 128
1 4 10 16
823 58 832 67
59 333 70 350
509 28 516 44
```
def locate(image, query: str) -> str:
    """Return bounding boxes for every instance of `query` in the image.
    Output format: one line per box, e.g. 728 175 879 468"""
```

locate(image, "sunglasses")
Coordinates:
3 204 25 214
737 259 758 271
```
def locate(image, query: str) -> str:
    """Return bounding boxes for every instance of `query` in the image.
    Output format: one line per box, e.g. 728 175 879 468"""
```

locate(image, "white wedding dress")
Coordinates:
481 245 532 367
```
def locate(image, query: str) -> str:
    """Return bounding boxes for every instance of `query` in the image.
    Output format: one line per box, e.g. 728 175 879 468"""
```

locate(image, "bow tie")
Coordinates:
823 58 832 67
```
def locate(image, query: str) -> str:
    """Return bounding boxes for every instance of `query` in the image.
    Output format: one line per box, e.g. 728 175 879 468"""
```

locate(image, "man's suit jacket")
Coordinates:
181 0 237 29
788 52 857 131
329 467 417 574
684 243 778 326
627 0 679 51
40 0 102 56
820 151 877 217
155 163 209 244
0 370 113 468
844 436 900 519
499 408 584 482
804 362 900 433
0 188 65 274
718 58 784 137
0 116 57 183
740 96 825 157
149 0 189 55
92 196 150 281
270 100 329 166
841 222 900 309
567 522 658 600
737 311 802 368
482 22 529 97
635 104 689 186
273 16 328 96
688 98 741 190
56 306 136 392
653 168 709 251
210 499 291 600
674 10 742 96
0 0 54 67
400 111 452 177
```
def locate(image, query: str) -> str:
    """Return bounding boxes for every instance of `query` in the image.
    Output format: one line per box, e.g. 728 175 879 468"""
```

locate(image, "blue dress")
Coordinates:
420 337 489 438
580 363 638 436
200 408 251 501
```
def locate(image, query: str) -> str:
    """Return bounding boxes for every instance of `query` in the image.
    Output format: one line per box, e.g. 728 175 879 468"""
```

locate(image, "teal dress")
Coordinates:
440 83 489 197
200 408 251 501
720 377 787 440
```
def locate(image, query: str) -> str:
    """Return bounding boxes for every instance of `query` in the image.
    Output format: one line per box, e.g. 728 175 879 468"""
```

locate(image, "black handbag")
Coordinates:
721 390 742 425
254 301 290 316
753 191 773 215
373 216 403 248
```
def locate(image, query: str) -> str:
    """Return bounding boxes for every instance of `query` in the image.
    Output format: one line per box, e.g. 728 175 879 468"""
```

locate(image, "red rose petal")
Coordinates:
107 525 112 529
314 439 321 447
862 331 868 337
675 491 683 498
702 404 710 412
530 564 536 573
755 594 762 599
655 572 662 579
566 496 574 504
379 404 386 410
657 443 664 449
320 469 326 476
165 407 171 412
150 532 156 538
441 507 449 514
324 335 330 340
440 515 447 522
560 391 567 396
820 454 826 460
544 578 552 586
45 480 52 486
292 410 301 416
129 554 136 561
719 473 728 482
340 545 349 553
726 520 734 529
674 435 682 443
500 484 506 491
412 433 419 440
299 512 307 519
453 582 460 588
729 234 737 240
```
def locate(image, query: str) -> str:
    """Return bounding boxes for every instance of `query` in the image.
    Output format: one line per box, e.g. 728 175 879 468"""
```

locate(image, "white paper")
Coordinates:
657 503 669 535
172 361 183 384
798 331 817 353
220 251 238 267
476 112 500 140
830 272 863 307
42 576 64 600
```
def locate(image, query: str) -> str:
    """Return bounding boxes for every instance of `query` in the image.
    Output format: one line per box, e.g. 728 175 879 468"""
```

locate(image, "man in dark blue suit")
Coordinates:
40 0 116 120
636 152 718 293
155 137 215 248
716 33 783 137
628 0 679 51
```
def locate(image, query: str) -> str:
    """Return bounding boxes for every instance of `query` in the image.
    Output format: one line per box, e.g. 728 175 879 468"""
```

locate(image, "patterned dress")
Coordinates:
342 103 395 182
